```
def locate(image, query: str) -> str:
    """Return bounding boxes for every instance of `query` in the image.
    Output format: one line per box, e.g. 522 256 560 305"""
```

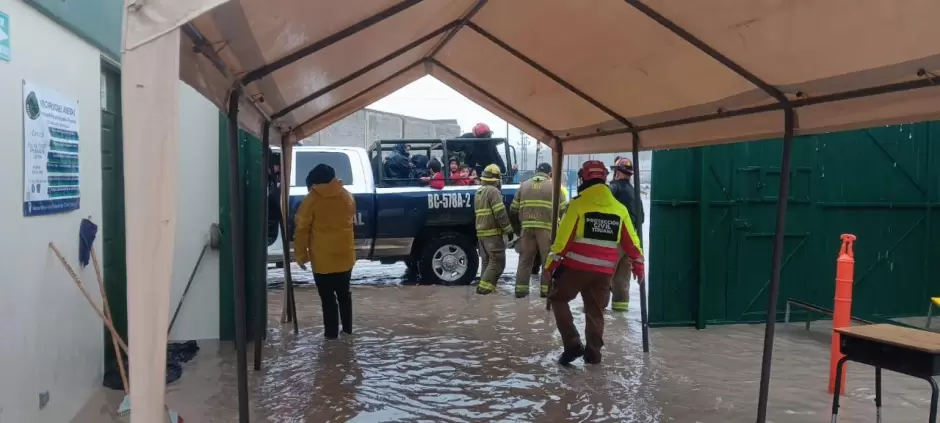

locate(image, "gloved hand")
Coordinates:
632 260 645 281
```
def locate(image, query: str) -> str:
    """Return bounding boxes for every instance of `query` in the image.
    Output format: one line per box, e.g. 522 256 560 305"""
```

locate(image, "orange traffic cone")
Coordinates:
829 234 856 394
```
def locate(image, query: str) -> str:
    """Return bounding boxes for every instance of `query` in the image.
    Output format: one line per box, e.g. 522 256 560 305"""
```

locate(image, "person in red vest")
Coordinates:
545 160 645 365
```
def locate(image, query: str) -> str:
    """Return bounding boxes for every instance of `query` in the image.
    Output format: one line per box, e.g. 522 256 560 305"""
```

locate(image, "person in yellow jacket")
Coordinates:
510 163 568 298
545 161 644 365
294 164 357 339
475 164 514 295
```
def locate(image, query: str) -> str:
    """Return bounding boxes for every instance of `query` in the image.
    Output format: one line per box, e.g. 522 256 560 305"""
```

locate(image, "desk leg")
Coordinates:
830 356 850 422
874 367 882 423
928 377 938 423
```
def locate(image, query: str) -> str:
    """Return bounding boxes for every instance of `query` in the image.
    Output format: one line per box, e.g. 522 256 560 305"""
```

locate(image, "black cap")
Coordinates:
537 163 552 174
306 164 335 187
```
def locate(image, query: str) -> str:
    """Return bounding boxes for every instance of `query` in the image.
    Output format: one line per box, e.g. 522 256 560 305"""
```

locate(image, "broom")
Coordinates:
50 242 184 422
90 247 132 415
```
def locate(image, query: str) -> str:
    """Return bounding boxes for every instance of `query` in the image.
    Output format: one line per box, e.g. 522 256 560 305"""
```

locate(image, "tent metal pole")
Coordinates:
227 90 251 423
254 121 271 371
430 59 554 141
467 22 635 129
755 106 795 423
624 0 786 103
278 141 300 333
241 0 424 84
631 134 649 353
550 138 564 241
290 59 425 136
272 21 459 120
426 0 488 59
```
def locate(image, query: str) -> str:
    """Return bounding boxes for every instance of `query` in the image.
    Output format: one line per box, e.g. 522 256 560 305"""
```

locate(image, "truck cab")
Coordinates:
267 137 519 285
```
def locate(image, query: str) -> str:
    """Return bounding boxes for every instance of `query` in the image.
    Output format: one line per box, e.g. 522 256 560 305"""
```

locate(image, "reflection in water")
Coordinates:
249 277 664 422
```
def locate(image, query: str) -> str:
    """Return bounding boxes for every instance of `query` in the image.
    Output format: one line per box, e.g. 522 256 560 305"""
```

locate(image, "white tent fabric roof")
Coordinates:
130 0 940 151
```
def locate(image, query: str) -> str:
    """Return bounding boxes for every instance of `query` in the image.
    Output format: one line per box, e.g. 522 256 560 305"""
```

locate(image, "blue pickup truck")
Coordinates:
267 137 519 285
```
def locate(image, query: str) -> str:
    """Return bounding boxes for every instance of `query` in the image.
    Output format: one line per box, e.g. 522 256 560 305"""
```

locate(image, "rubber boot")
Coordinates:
558 344 585 366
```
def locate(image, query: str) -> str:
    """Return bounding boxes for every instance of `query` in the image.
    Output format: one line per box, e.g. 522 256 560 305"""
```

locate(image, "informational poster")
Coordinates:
23 80 81 216
0 11 9 62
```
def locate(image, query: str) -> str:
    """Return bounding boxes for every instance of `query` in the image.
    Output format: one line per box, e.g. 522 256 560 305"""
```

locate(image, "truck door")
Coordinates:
290 149 375 259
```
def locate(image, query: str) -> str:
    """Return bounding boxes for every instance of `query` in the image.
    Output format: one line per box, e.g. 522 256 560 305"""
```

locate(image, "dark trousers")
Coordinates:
314 270 353 338
548 267 613 360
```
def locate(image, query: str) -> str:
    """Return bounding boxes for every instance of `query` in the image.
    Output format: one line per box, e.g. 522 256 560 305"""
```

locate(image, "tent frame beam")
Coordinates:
466 21 635 129
241 0 424 84
430 58 554 141
624 0 787 103
425 0 488 59
291 59 426 136
560 75 935 143
271 20 459 121
181 24 274 126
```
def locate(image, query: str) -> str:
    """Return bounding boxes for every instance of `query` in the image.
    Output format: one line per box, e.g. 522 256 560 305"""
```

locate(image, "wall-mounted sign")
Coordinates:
24 80 81 216
0 11 10 62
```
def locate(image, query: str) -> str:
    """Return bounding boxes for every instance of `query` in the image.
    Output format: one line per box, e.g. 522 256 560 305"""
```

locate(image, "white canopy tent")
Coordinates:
121 0 940 421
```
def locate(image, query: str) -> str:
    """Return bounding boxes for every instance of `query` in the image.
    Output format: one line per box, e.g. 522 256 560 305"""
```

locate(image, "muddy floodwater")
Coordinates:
75 253 937 422
75 206 936 422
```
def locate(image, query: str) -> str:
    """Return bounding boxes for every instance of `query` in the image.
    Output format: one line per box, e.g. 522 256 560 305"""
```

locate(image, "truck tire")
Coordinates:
417 232 479 285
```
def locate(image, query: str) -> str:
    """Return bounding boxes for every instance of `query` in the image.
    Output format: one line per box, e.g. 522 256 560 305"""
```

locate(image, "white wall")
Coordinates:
168 82 220 341
0 1 105 421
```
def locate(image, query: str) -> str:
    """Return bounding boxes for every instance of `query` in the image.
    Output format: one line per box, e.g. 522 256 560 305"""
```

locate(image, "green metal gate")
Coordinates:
650 122 940 328
218 113 267 341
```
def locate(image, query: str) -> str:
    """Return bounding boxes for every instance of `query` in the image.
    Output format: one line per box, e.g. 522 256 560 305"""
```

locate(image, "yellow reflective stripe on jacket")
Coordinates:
510 197 521 210
491 202 506 212
477 228 501 237
522 221 553 230
476 208 493 216
521 199 553 208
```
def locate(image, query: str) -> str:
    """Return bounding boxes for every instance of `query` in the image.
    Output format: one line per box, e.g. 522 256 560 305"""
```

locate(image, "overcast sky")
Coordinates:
367 75 650 171
368 75 527 142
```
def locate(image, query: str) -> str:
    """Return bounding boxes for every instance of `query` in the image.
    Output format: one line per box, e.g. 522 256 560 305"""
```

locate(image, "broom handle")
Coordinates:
91 247 129 393
48 243 129 353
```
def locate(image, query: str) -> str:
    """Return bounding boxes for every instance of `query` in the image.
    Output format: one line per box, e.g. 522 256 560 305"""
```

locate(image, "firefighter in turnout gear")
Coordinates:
510 163 566 298
608 157 644 312
546 161 645 365
475 164 514 295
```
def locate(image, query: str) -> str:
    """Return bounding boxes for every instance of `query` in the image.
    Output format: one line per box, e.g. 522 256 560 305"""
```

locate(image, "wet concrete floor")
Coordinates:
75 259 937 422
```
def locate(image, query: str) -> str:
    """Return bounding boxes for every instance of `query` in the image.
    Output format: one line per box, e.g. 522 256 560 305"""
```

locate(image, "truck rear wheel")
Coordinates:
417 232 478 285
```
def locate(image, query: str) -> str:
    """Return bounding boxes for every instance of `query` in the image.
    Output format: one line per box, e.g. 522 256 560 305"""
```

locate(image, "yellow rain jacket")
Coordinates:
294 179 356 274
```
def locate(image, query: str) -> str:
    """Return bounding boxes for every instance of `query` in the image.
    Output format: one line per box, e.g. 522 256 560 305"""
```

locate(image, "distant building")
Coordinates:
300 108 461 148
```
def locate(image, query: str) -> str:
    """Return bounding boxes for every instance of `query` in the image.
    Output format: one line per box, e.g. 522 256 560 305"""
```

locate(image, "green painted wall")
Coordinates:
650 122 940 328
24 0 123 60
218 113 268 341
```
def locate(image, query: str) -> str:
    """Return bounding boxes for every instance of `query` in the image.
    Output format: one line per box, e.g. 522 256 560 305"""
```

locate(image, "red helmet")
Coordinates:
580 160 609 182
472 122 492 137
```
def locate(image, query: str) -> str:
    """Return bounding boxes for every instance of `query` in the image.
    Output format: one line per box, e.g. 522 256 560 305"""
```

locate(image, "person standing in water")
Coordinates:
294 164 357 339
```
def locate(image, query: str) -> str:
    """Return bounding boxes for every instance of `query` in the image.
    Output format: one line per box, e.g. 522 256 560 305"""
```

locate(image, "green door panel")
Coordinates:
651 121 940 327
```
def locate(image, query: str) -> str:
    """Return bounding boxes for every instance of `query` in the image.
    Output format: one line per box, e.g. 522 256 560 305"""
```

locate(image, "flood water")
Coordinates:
75 197 937 422
250 200 665 421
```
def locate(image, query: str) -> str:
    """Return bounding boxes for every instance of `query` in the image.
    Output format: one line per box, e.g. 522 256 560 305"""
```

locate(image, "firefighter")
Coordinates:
510 163 567 298
545 160 644 365
475 164 514 295
608 157 645 312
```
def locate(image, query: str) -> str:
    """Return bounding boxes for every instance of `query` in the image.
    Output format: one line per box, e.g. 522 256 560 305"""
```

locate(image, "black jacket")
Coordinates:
609 179 643 231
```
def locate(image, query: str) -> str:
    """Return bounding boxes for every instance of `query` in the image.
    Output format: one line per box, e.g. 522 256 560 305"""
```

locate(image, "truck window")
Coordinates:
293 151 354 187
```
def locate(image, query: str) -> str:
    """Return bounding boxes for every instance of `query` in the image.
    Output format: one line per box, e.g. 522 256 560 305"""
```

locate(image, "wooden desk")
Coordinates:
831 324 940 423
